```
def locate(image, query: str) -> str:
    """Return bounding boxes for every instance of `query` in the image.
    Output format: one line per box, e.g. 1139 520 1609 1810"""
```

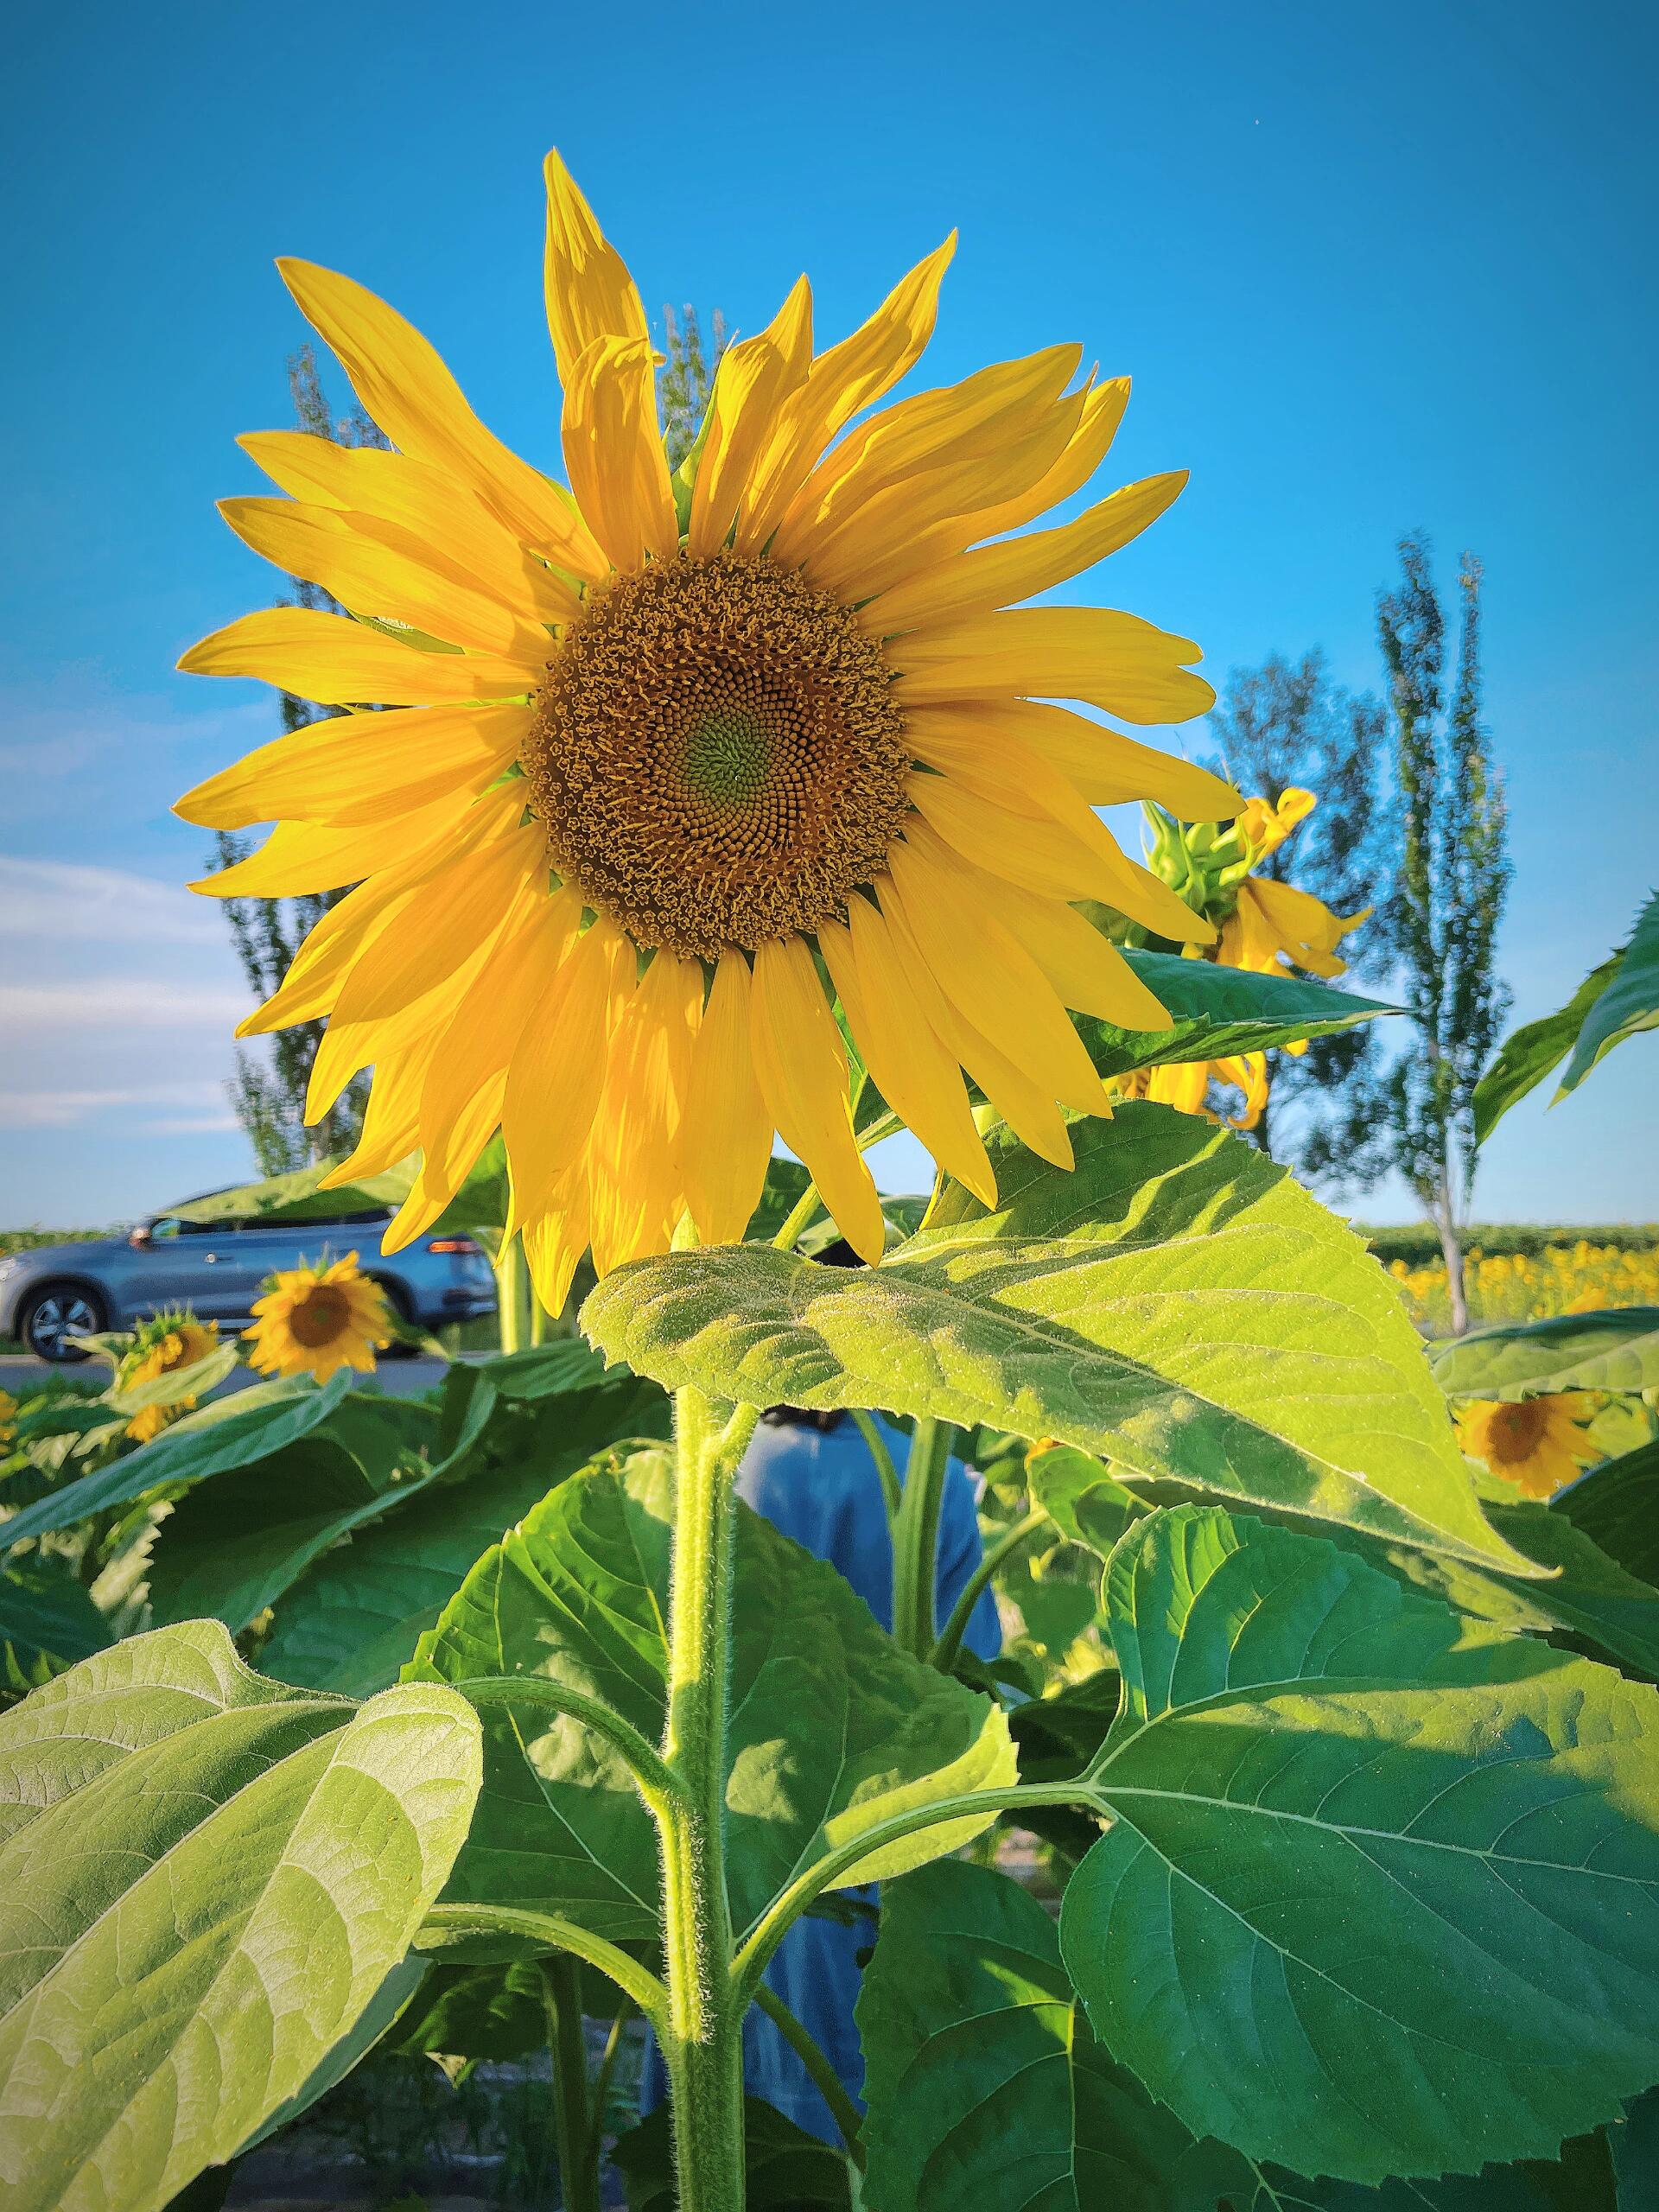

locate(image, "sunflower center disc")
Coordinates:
289 1284 351 1349
522 551 912 959
1486 1400 1548 1463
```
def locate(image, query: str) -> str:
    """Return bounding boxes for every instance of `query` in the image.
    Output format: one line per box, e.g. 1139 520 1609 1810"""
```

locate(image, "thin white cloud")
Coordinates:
143 1113 244 1135
0 982 251 1034
0 855 224 945
0 1084 233 1130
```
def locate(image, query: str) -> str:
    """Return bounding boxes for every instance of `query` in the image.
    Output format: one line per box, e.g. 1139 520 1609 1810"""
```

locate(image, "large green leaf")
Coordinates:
1431 1309 1659 1399
859 1855 1253 2211
1088 950 1398 1077
0 1622 480 2212
585 1106 1527 1575
1059 1504 1659 2183
412 1450 1014 1944
1473 955 1620 1143
168 1129 512 1238
259 1370 669 1696
0 1370 353 1549
1559 1440 1659 1588
0 1559 111 1675
1559 887 1659 1097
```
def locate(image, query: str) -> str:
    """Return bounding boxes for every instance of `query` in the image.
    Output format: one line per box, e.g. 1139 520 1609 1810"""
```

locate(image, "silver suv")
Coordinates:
0 1206 497 1361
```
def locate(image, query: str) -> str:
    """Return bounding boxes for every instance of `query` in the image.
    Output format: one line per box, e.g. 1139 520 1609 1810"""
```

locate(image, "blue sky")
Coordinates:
3 0 1654 1228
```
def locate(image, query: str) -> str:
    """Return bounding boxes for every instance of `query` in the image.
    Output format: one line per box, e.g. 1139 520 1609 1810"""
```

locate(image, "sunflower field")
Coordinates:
4 149 1659 2212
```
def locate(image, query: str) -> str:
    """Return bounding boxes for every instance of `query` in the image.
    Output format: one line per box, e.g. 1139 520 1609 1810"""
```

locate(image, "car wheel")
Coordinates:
369 1276 421 1358
20 1282 109 1363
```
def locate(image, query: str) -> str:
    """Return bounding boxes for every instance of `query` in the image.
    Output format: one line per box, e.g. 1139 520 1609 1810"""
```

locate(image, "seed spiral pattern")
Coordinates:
522 551 912 959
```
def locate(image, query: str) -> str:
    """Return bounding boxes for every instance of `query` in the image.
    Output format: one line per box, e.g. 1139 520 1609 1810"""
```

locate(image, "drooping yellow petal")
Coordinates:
750 937 886 1265
328 814 544 1028
866 471 1188 633
735 236 956 554
277 257 604 577
679 951 774 1245
944 699 1240 818
542 149 651 386
992 885 1173 1031
878 892 1074 1169
319 1028 443 1185
882 825 1111 1118
189 788 477 899
908 768 1214 945
236 434 577 628
175 702 529 831
178 607 534 707
688 279 813 557
522 1160 593 1318
502 912 631 1218
588 950 702 1274
562 334 678 574
237 883 417 1038
893 606 1215 726
217 498 550 665
819 899 995 1205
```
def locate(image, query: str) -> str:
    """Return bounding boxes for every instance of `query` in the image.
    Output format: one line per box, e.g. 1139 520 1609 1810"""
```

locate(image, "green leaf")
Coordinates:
1262 2135 1620 2209
259 1371 669 1696
0 1559 111 1674
858 1857 1254 2211
1613 2085 1659 2207
0 1622 480 2212
1473 955 1619 1143
1027 1442 1150 1557
412 1450 1014 1944
612 2096 853 2210
107 1340 242 1414
1559 887 1659 1098
0 1370 353 1550
1559 1440 1659 1587
237 1955 429 2153
1060 1504 1659 2183
168 1129 512 1238
389 1957 545 2063
585 1105 1529 1576
1430 1309 1659 1399
1088 950 1398 1077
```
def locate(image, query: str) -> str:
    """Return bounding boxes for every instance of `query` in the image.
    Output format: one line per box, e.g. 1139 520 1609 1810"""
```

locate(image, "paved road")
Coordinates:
0 1351 457 1402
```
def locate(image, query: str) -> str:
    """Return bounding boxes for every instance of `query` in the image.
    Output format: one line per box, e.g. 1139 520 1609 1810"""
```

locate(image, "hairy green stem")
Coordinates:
753 1983 866 2168
543 1952 601 2212
449 1675 683 1810
772 1180 824 1252
850 1409 902 1523
890 1417 952 1657
732 1782 1105 2009
494 1232 527 1356
656 1383 761 2211
416 1902 666 2024
929 1509 1047 1673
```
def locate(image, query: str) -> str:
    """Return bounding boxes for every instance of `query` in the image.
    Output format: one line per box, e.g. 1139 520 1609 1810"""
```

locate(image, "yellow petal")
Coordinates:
688 279 813 557
175 702 528 831
679 951 775 1245
329 816 543 1027
993 887 1173 1030
893 606 1215 726
562 334 678 574
735 236 956 554
588 950 702 1274
882 824 1110 1118
178 607 533 707
319 1033 439 1185
944 699 1241 817
277 257 604 577
522 1160 593 1317
542 149 651 386
866 471 1188 632
189 788 477 899
956 377 1133 543
502 912 631 1218
219 497 544 665
750 937 886 1265
819 901 995 1205
908 768 1214 945
878 892 1074 1168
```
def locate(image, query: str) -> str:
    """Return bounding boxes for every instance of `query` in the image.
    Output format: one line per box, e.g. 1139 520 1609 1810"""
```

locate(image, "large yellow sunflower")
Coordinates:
1453 1393 1603 1500
177 153 1239 1308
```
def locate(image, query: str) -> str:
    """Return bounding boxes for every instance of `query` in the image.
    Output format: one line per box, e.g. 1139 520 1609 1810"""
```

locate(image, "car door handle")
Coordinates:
202 1253 219 1263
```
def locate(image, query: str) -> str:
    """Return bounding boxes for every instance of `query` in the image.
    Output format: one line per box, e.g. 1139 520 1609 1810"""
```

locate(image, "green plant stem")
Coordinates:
752 1983 866 2168
543 1952 601 2212
732 1781 1104 2010
929 1508 1047 1673
849 1410 902 1523
772 1181 823 1251
655 1383 762 2212
890 1417 952 1657
416 1902 666 2024
448 1675 683 1811
495 1233 526 1356
590 2003 634 2140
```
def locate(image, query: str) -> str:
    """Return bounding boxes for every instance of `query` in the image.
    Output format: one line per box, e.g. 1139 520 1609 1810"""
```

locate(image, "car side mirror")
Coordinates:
129 1224 153 1249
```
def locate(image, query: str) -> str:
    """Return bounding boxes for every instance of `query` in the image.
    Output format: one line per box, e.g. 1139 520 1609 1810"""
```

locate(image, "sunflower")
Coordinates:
1453 1394 1603 1500
1116 1051 1269 1131
0 1389 17 1449
1214 791 1368 982
118 1313 222 1444
244 1252 392 1382
177 153 1240 1308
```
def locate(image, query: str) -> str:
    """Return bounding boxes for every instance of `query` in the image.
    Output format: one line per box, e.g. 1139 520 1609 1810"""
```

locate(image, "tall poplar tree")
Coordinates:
1373 535 1510 1332
214 347 389 1173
